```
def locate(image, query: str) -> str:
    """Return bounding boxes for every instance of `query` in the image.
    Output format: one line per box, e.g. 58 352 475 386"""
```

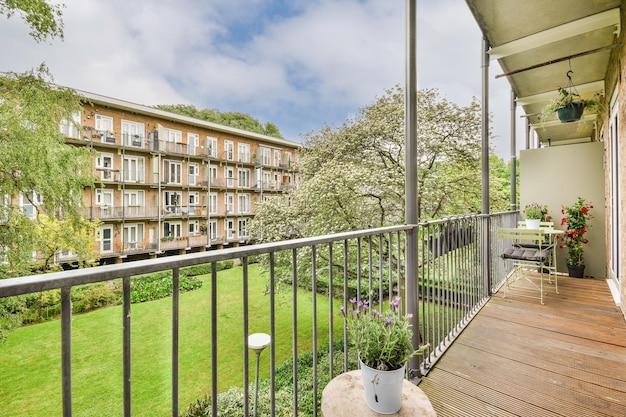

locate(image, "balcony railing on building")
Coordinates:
0 212 517 416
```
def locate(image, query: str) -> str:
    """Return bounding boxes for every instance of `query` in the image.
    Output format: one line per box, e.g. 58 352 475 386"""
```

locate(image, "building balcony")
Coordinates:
0 213 623 416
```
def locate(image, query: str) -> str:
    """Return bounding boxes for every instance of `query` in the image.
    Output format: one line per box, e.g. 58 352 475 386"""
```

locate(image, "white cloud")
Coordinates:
0 0 516 155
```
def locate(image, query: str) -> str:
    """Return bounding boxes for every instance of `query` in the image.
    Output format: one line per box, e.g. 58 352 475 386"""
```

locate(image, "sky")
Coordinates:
0 0 516 158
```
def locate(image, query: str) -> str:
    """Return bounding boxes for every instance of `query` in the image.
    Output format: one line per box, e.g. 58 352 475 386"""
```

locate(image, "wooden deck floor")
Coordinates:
419 275 626 417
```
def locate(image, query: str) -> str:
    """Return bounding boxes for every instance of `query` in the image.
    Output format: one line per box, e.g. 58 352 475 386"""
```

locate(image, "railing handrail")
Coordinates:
0 224 415 298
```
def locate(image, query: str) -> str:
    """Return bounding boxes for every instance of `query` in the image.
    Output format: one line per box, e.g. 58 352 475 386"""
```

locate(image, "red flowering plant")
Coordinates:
560 197 594 266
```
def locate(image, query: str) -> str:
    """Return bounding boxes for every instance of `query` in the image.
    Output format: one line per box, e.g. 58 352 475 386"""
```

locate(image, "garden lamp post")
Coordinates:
248 332 271 417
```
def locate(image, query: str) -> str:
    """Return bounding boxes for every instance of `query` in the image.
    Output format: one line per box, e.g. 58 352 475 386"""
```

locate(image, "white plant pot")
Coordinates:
359 358 406 414
525 219 541 229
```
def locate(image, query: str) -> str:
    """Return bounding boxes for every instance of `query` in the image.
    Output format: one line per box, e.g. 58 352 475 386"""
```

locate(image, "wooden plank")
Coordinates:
419 275 626 416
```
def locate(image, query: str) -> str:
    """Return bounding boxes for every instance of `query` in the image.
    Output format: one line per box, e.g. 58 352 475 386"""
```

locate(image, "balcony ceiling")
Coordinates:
466 0 622 145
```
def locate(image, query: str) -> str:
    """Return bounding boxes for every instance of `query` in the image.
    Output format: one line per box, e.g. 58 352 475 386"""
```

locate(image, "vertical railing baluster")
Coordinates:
328 242 334 383
356 237 362 302
172 268 179 417
388 232 393 299
311 245 318 417
211 262 218 417
342 239 349 373
61 286 72 417
243 257 250 417
368 235 373 309
269 252 276 417
378 233 383 306
123 276 131 417
291 248 298 414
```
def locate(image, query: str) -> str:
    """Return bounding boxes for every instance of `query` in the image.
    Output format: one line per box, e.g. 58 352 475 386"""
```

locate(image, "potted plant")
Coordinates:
523 202 547 229
541 85 600 123
559 197 593 278
340 297 427 414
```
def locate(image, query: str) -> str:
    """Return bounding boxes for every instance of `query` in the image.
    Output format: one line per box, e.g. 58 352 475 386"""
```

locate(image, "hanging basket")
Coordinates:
557 103 585 122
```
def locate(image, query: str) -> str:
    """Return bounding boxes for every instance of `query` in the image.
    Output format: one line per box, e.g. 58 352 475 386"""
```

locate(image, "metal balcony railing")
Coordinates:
0 212 517 416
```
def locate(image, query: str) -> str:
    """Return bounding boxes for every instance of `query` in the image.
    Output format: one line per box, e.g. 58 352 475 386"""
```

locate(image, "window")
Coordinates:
98 225 113 253
209 165 218 186
164 160 182 184
209 220 217 240
20 191 42 218
225 166 235 187
189 220 199 235
96 152 115 181
166 129 182 143
262 171 271 189
60 112 81 138
207 136 218 158
225 193 234 213
238 218 249 238
224 140 234 160
95 115 114 132
189 192 200 214
121 120 145 147
274 150 281 167
96 189 114 206
188 133 199 155
123 156 145 182
164 191 182 214
238 168 250 188
123 190 144 216
238 143 250 163
225 219 235 239
238 194 250 214
189 163 199 186
163 222 182 238
123 223 144 249
209 193 218 214
260 147 271 165
283 152 292 168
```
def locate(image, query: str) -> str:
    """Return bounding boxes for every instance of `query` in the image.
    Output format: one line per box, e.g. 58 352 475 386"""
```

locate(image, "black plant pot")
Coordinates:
567 264 585 278
557 103 585 122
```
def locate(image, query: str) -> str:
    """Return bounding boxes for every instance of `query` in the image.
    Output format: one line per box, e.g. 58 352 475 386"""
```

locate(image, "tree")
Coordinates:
0 65 96 277
0 0 65 43
155 104 284 139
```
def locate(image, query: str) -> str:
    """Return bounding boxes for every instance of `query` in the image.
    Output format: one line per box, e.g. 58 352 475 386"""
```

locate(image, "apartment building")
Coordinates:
60 91 300 264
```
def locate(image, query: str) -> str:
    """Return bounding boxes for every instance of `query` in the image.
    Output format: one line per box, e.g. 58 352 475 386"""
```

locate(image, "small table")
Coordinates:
321 370 436 417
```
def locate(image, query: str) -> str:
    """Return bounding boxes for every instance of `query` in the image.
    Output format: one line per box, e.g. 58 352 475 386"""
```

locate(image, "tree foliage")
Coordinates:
0 65 96 277
155 104 283 139
250 85 509 245
0 0 65 42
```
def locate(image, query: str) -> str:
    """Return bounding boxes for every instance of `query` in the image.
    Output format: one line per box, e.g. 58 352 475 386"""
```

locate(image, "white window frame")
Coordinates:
121 120 145 147
274 149 281 167
238 218 249 238
207 136 218 158
238 168 250 188
163 221 183 238
238 194 250 214
164 160 182 184
188 132 199 155
123 223 144 249
225 193 234 214
189 192 200 214
166 128 182 143
225 166 235 187
189 163 199 186
224 140 234 160
260 147 271 165
95 115 114 133
209 193 218 214
189 220 200 235
123 190 144 216
209 220 217 240
20 191 43 219
225 219 235 239
123 156 145 183
98 225 114 253
96 152 115 181
96 189 114 207
60 112 81 139
164 191 182 214
238 143 250 163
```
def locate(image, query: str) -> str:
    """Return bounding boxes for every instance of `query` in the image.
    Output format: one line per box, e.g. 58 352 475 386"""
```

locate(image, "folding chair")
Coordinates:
498 228 558 305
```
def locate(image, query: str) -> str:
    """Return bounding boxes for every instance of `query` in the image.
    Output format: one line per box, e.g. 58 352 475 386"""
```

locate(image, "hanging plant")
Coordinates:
541 70 601 123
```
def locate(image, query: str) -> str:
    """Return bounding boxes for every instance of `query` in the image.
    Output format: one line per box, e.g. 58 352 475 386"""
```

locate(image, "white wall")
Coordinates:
519 142 606 278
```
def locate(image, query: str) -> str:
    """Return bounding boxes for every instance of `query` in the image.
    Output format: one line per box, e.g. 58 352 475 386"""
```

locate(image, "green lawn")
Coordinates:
0 264 337 416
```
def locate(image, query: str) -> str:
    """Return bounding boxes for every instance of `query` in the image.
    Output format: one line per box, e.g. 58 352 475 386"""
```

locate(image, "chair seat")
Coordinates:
502 247 547 262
